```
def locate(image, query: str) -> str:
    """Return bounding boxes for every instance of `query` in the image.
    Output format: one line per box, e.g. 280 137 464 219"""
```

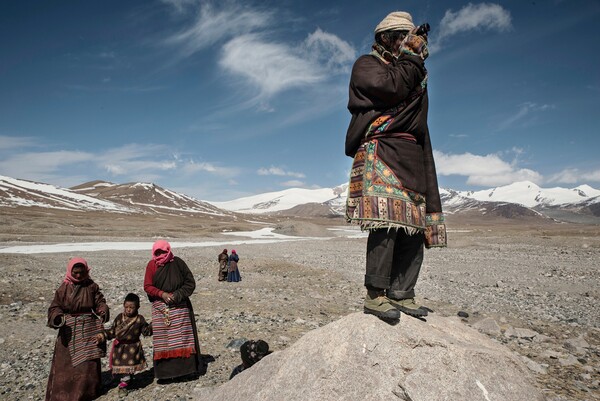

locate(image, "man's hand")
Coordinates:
400 30 429 60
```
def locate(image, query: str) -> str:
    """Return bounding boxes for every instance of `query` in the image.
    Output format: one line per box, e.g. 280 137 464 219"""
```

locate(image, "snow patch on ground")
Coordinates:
0 228 344 254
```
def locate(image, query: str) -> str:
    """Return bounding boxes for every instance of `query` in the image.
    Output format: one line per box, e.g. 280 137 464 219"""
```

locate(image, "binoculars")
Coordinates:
415 23 430 36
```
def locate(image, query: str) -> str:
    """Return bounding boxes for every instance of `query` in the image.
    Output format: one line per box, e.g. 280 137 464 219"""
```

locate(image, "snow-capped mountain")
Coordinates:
71 180 229 216
2 175 599 221
455 181 600 208
439 181 600 221
0 175 133 213
208 181 600 220
0 176 230 217
210 185 348 215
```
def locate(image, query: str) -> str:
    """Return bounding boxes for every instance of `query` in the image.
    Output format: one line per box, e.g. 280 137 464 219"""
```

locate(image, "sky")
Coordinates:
0 0 599 201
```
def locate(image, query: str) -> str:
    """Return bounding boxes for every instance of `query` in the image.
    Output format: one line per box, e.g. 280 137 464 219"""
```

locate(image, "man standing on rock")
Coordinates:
345 11 447 320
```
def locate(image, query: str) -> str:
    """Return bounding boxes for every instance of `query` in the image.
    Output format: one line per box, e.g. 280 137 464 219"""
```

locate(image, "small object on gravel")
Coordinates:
457 311 469 318
226 338 248 349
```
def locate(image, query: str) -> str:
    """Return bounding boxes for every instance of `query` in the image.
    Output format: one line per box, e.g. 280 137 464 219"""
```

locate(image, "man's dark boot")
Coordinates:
364 289 401 320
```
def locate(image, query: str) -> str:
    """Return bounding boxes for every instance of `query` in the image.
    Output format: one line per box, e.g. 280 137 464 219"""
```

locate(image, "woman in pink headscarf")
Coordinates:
46 257 109 401
226 249 241 283
143 240 204 382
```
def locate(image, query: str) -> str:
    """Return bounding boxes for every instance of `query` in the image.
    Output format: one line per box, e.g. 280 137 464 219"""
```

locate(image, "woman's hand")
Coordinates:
161 292 174 304
92 308 107 323
53 314 65 328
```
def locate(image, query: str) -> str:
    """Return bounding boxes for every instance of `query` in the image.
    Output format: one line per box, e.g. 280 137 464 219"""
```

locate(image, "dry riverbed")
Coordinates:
0 220 598 401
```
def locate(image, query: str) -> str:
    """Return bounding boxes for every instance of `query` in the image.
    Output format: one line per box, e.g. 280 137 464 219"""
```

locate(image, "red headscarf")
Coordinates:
152 240 175 267
63 257 91 284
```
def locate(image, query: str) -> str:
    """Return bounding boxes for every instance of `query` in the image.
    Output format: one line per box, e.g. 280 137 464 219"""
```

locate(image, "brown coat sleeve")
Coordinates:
47 284 67 328
172 258 196 304
140 315 153 337
349 54 425 110
93 283 110 323
346 54 426 157
104 314 121 341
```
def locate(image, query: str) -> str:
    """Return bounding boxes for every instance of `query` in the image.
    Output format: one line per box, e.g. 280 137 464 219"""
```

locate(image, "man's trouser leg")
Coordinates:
363 228 401 320
365 228 398 289
387 230 425 300
382 230 428 317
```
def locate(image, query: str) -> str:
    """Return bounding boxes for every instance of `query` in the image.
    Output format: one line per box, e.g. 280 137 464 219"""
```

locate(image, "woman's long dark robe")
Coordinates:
46 281 109 401
144 256 203 380
227 254 241 282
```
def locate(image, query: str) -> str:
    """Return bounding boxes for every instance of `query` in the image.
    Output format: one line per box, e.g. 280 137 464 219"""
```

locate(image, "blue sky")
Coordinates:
1 0 599 201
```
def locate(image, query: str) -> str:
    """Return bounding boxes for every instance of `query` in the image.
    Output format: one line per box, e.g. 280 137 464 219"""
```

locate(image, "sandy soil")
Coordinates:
0 212 598 400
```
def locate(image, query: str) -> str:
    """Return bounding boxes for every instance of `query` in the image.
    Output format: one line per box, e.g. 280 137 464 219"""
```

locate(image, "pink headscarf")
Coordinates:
64 257 91 284
231 249 237 254
152 240 175 267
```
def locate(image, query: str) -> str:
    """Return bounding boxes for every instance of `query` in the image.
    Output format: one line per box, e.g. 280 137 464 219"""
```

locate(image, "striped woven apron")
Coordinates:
64 313 105 367
151 300 196 360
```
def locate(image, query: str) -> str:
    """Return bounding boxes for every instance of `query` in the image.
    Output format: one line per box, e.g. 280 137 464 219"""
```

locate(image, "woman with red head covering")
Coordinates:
227 249 241 283
143 240 204 382
46 257 109 401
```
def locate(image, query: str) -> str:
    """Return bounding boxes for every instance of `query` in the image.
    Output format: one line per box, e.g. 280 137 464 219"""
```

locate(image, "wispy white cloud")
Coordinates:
103 161 176 175
65 83 167 93
580 170 600 183
98 51 116 59
257 166 305 178
547 168 600 184
496 102 555 131
0 135 39 150
220 34 324 98
0 143 176 181
164 1 273 58
219 28 354 103
0 138 241 189
182 160 240 177
281 179 305 187
434 150 543 186
160 0 197 14
98 145 241 178
431 3 512 52
0 150 94 183
302 28 356 74
163 1 355 105
95 144 176 176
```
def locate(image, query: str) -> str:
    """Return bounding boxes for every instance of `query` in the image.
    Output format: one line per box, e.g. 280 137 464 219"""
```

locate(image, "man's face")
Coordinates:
390 34 405 56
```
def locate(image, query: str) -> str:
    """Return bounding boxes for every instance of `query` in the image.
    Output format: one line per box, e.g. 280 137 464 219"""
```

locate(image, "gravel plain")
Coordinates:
0 212 598 401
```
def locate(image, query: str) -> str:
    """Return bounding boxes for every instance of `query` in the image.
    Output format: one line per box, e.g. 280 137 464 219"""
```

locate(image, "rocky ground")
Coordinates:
0 216 598 401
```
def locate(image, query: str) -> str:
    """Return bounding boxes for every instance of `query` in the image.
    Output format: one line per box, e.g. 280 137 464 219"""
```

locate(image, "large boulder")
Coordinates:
194 312 544 401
